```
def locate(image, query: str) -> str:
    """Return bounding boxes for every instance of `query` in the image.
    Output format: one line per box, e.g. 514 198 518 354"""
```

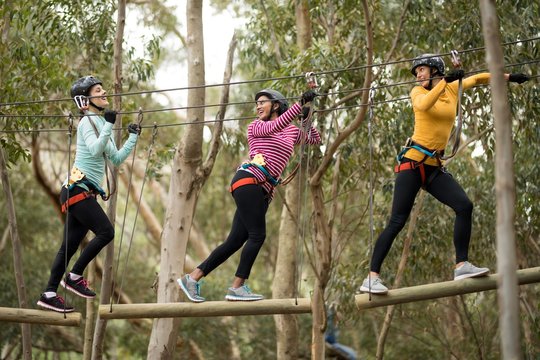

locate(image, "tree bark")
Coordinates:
308 1 373 359
273 1 312 358
479 1 522 359
147 1 206 357
92 0 127 358
0 145 32 360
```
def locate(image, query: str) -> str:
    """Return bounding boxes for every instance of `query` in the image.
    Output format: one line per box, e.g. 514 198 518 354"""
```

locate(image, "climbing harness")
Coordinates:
229 176 262 193
240 153 280 186
441 49 464 161
394 138 444 188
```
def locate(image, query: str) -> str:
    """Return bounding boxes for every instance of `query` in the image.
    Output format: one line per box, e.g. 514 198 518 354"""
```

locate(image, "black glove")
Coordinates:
444 69 465 83
104 110 117 124
127 123 141 135
508 73 530 84
300 90 317 105
302 106 311 120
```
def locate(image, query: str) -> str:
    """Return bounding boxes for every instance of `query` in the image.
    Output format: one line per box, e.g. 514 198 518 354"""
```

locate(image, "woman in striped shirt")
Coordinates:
179 88 321 302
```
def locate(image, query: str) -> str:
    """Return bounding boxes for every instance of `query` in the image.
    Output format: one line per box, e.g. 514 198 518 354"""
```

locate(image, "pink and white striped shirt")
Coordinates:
242 102 322 199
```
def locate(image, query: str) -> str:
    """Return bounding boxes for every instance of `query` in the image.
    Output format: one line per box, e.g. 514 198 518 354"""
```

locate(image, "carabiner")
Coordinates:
450 50 461 68
305 71 318 89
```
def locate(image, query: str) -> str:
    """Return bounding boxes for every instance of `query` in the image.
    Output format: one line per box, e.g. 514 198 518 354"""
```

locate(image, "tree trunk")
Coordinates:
273 179 301 360
147 1 205 357
92 0 127 358
479 1 522 359
310 185 332 360
273 1 312 358
0 145 32 360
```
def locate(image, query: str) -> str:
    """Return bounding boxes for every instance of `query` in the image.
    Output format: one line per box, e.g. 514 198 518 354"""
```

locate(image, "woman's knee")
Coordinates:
98 224 115 243
387 214 408 232
455 197 473 215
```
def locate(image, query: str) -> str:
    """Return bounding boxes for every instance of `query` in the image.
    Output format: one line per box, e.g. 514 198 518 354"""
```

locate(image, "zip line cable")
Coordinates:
1 70 538 135
1 60 537 128
0 35 538 109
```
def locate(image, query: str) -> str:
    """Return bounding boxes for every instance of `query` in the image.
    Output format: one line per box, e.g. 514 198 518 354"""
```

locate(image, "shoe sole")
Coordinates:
454 269 490 281
36 300 74 313
225 295 264 301
60 280 96 299
359 286 388 294
177 278 205 303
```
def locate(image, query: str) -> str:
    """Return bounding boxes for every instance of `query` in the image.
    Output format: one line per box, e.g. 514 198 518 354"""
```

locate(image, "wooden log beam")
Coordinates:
99 298 311 319
355 267 540 310
0 307 82 326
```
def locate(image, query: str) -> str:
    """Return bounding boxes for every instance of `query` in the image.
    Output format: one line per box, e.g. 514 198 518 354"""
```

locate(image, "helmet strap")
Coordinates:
89 100 105 112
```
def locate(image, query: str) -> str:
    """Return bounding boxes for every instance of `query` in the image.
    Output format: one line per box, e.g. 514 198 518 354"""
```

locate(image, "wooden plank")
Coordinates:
99 298 311 319
0 307 82 326
355 267 540 310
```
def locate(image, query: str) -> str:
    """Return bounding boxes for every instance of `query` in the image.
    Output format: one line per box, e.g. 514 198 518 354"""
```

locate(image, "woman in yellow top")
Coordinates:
361 54 530 294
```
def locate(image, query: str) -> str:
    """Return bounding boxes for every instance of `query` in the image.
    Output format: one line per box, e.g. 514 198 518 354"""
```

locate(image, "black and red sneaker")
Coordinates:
37 294 74 313
61 276 96 299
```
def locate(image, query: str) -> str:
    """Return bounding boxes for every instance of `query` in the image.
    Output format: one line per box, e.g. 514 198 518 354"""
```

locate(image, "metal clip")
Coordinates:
73 95 89 110
305 72 318 89
450 50 461 68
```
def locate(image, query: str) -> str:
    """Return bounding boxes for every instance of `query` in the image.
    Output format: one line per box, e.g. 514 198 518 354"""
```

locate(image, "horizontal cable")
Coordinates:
0 35 538 108
1 58 538 122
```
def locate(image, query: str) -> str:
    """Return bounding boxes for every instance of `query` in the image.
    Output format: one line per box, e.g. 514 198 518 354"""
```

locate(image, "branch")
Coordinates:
311 0 373 185
202 32 237 175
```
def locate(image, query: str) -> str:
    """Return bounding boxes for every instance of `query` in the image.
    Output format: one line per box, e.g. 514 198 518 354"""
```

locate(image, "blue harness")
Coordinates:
241 163 280 186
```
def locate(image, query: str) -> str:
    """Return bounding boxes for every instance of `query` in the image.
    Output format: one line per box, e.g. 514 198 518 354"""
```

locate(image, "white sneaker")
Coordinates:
454 261 489 280
359 276 388 294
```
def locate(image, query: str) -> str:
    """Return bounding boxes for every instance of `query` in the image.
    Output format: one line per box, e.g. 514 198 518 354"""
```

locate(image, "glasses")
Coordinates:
256 99 271 106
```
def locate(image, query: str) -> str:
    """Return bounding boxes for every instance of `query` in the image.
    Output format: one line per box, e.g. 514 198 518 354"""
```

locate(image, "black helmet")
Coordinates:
411 54 445 76
70 76 103 98
255 89 289 116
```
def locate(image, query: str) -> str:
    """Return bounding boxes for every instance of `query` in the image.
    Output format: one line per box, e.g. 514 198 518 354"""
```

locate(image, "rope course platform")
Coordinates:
355 266 540 310
0 307 82 326
95 268 540 320
99 298 311 320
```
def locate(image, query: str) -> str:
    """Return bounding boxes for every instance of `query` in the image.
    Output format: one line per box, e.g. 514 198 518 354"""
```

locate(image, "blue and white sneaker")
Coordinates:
225 284 264 301
177 275 205 303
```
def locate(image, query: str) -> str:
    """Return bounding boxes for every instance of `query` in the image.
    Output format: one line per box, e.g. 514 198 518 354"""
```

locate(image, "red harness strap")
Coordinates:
394 161 426 185
61 191 94 213
229 177 261 193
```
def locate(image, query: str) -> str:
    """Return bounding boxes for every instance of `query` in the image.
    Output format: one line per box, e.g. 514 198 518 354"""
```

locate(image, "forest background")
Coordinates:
0 0 538 359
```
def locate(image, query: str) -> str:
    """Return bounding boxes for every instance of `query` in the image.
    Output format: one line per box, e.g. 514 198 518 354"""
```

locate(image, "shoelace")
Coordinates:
76 277 90 288
55 295 66 304
194 282 201 296
241 285 253 294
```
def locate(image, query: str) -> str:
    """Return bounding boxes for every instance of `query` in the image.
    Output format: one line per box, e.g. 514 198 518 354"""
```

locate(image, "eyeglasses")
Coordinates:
256 100 271 106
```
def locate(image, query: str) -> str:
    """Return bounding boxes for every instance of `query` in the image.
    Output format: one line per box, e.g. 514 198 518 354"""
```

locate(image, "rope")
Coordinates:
0 34 538 108
440 51 464 161
109 108 144 310
113 124 158 308
367 87 376 301
62 113 74 316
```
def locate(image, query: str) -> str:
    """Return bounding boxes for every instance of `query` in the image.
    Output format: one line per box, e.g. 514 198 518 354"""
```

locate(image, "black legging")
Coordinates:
370 159 473 273
198 170 269 279
45 186 114 292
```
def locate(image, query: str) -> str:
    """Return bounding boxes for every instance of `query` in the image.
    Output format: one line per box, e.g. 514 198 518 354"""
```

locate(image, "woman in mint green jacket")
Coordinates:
37 76 140 312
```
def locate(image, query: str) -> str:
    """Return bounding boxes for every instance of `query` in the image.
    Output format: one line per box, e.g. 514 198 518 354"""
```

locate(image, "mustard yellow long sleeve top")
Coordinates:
404 73 491 166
